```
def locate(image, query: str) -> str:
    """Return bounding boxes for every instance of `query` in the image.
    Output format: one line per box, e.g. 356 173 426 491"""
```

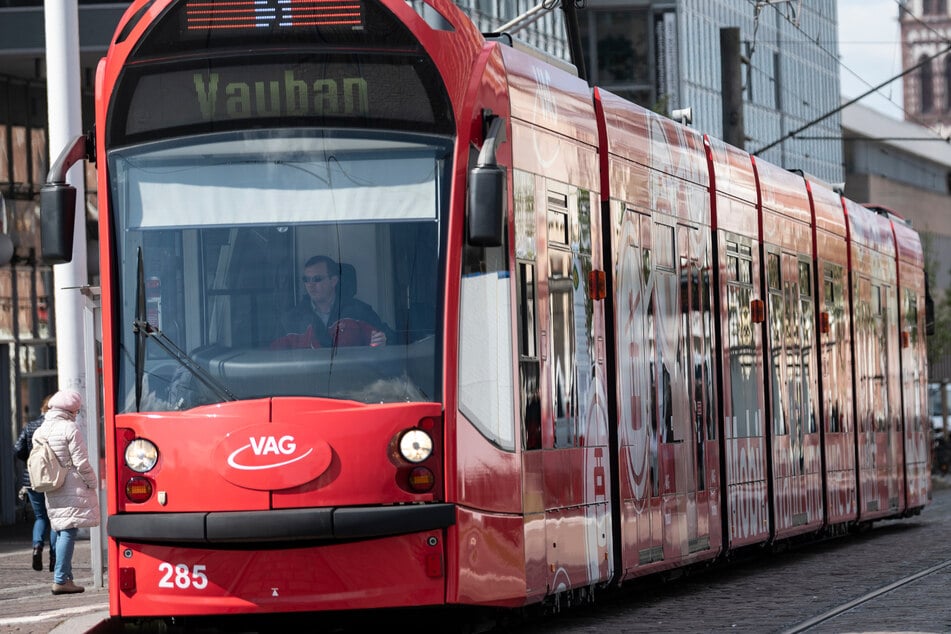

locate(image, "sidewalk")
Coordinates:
0 521 114 634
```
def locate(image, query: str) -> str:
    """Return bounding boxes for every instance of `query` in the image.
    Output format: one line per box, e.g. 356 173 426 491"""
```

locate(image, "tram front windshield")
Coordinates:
111 130 447 412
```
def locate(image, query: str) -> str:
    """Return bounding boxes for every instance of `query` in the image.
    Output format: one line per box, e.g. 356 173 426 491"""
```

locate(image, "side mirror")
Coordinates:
40 134 90 265
468 164 505 247
467 115 506 247
40 183 77 264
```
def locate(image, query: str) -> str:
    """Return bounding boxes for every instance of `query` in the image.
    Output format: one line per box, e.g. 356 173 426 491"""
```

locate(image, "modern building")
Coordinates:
900 0 951 138
438 2 846 183
841 100 951 379
572 0 844 184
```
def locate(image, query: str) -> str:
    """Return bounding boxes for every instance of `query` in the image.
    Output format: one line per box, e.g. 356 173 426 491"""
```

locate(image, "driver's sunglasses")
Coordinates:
302 274 330 284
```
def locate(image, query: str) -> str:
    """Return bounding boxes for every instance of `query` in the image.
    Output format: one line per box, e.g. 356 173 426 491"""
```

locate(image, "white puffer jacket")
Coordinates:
32 408 100 531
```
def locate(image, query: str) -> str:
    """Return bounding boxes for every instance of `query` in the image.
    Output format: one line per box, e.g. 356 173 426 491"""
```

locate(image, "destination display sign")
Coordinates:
115 58 449 141
182 0 365 33
130 0 419 64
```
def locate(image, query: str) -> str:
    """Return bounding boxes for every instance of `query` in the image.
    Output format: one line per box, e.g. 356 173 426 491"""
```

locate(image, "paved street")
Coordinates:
0 526 109 634
520 477 951 633
2 479 950 633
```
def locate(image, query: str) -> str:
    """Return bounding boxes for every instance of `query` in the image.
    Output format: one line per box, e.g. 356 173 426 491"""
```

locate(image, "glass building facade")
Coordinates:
577 0 843 184
455 0 844 183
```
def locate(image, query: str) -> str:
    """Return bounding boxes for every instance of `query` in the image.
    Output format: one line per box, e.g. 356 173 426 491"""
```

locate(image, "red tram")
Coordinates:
40 0 931 619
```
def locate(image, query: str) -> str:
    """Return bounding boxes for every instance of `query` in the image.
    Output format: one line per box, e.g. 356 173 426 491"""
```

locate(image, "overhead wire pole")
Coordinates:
495 0 587 82
560 0 587 83
753 41 951 156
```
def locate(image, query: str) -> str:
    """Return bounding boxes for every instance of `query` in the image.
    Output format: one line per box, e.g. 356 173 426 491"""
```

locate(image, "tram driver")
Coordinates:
270 255 394 350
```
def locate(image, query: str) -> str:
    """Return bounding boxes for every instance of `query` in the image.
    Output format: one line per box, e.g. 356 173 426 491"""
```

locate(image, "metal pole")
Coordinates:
44 0 88 395
561 0 587 83
721 27 745 149
45 0 95 575
82 286 104 588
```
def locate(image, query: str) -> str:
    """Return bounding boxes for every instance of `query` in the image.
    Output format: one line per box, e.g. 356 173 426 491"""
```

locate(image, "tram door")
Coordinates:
614 207 662 570
533 180 611 592
764 249 823 537
616 215 712 572
853 275 903 518
653 222 712 561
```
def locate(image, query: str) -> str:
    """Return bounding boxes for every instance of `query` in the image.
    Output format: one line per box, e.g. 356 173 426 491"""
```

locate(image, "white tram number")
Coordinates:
157 562 209 590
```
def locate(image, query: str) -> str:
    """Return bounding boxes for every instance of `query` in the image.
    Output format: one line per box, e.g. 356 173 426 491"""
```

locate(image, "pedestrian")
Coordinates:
13 394 57 572
31 389 100 595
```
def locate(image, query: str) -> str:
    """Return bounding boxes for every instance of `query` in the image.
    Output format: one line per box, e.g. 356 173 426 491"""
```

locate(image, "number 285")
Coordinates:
158 562 208 590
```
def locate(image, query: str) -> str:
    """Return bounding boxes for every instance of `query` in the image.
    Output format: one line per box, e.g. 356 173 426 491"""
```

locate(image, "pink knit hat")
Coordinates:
47 389 82 413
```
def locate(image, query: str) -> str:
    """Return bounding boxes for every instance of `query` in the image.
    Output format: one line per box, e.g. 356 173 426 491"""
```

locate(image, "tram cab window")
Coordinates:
111 130 447 412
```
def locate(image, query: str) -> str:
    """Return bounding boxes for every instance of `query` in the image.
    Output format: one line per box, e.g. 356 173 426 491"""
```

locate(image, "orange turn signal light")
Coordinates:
408 466 435 492
588 269 607 301
125 476 153 503
750 298 765 324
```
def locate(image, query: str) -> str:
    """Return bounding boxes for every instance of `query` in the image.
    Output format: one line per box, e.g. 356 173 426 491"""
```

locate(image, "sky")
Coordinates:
837 0 906 119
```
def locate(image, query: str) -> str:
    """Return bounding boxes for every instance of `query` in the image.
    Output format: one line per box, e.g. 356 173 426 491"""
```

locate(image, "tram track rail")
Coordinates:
781 556 951 633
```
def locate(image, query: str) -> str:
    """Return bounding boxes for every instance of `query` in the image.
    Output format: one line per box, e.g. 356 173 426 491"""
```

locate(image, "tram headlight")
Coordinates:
124 438 159 473
399 429 433 463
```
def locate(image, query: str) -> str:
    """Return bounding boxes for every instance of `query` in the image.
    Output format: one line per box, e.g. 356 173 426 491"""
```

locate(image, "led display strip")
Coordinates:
184 0 365 30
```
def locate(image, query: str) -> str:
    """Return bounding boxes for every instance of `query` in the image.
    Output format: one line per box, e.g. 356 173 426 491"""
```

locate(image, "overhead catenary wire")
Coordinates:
753 40 951 155
745 0 948 145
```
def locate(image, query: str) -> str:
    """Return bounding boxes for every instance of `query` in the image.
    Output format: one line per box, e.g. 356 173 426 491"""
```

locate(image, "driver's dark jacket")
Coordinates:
277 295 395 348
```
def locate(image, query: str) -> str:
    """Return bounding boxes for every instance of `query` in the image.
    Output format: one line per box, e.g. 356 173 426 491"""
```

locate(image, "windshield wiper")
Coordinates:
133 249 237 410
134 248 146 411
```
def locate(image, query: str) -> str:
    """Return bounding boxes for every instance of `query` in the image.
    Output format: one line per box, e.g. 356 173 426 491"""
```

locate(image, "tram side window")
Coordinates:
550 248 578 448
458 147 515 451
855 278 872 434
518 262 542 450
798 260 816 434
905 289 919 346
726 240 758 438
824 263 846 433
905 287 923 429
513 170 541 450
872 284 888 433
766 251 786 437
823 271 838 433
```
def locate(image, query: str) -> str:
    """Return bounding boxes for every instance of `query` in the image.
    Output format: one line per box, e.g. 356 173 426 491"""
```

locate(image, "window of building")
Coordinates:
920 55 934 113
578 8 652 107
0 126 7 189
946 56 951 112
922 0 947 15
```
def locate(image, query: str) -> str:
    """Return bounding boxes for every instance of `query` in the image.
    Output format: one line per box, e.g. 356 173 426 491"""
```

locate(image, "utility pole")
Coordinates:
44 0 88 399
561 0 587 83
721 27 745 149
45 0 103 587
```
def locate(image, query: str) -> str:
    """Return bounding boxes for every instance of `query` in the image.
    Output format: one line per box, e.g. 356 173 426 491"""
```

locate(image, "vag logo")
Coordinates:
228 435 308 470
215 423 333 490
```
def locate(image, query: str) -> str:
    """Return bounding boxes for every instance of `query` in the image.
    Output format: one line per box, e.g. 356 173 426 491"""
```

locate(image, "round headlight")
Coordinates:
399 429 433 463
125 438 159 473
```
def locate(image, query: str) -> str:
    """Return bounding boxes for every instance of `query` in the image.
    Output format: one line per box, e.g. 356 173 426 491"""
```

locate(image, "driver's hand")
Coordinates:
370 329 387 347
